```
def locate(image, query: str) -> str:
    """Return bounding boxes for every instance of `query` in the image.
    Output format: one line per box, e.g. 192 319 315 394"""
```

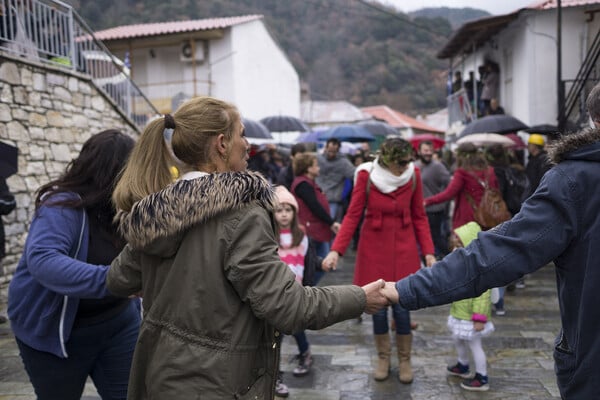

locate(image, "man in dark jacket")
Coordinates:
384 82 600 399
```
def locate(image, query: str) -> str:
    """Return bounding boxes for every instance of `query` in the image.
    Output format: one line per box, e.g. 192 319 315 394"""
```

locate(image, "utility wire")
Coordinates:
352 0 449 41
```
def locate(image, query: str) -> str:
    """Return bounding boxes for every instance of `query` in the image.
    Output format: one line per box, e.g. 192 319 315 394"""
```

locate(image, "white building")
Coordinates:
94 15 301 119
441 0 600 128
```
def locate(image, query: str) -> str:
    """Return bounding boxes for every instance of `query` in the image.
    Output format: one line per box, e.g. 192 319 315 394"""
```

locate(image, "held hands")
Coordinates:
424 254 436 267
323 251 339 272
361 279 389 314
473 321 485 332
361 280 401 314
382 282 399 303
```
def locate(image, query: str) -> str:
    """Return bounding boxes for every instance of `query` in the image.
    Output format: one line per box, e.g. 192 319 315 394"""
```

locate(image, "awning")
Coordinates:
436 12 520 60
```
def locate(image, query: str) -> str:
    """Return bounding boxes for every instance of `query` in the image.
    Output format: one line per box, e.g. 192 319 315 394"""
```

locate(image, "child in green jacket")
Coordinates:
446 221 494 392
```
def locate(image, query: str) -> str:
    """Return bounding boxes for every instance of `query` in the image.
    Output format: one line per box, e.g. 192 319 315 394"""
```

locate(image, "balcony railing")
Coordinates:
0 0 158 129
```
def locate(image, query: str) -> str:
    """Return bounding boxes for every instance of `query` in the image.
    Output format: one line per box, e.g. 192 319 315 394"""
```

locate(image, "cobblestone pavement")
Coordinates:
0 249 561 399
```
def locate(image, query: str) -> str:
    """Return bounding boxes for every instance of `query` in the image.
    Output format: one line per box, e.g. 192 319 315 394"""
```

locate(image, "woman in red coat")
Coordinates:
425 143 499 230
323 138 435 384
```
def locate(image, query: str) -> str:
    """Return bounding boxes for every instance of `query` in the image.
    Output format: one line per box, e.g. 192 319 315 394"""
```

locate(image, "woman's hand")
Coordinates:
330 222 340 234
473 321 485 332
424 254 436 267
322 250 339 271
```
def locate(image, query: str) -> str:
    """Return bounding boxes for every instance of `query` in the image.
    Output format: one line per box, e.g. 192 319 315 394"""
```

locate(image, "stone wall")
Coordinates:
0 53 140 284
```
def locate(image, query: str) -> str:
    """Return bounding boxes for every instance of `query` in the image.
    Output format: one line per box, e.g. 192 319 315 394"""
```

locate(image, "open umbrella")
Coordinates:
409 133 445 150
296 130 323 143
260 115 309 132
0 141 18 178
242 118 273 139
319 125 376 143
459 115 529 138
456 133 514 148
357 120 397 137
505 133 526 150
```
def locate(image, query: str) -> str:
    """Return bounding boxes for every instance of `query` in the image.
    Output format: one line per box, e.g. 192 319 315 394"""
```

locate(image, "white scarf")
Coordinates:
354 158 415 194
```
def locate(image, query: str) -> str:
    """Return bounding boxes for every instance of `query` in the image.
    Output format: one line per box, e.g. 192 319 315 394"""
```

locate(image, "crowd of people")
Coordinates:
2 83 600 399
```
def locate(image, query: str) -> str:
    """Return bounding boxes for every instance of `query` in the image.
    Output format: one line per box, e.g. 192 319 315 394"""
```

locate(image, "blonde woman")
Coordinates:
106 96 389 399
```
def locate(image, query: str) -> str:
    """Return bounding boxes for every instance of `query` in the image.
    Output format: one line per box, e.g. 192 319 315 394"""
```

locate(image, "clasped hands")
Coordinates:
361 279 399 314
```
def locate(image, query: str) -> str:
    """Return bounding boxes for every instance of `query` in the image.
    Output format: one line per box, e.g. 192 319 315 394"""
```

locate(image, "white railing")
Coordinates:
0 0 158 129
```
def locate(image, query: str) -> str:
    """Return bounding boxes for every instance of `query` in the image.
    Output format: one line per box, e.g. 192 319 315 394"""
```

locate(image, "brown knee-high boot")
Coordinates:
373 334 391 381
396 334 413 384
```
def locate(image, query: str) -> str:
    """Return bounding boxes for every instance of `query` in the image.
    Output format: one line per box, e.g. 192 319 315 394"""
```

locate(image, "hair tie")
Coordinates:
164 113 176 129
163 114 183 165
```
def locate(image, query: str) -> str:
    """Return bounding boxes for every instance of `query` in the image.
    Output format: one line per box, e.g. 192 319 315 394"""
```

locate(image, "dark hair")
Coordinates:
456 142 488 171
291 143 306 157
486 144 509 166
418 140 433 151
325 138 341 148
36 130 135 223
273 205 305 248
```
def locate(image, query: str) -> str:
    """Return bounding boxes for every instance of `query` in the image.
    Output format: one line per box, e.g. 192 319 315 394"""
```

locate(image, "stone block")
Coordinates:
46 111 65 127
0 62 19 85
91 96 105 111
0 104 11 122
20 68 32 86
6 121 28 141
50 143 72 162
46 73 65 87
28 127 45 140
0 84 12 103
54 86 72 102
28 145 45 161
28 91 41 107
26 161 46 175
32 72 46 91
13 87 27 105
28 113 47 127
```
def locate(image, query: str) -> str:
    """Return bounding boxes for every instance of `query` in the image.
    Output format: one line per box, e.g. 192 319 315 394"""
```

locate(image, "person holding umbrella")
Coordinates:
424 142 500 230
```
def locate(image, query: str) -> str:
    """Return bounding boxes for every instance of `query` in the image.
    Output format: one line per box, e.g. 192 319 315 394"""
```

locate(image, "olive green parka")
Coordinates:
107 171 365 399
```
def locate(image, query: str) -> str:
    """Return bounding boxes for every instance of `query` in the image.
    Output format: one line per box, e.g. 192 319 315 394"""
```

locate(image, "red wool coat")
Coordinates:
424 167 499 229
332 168 434 286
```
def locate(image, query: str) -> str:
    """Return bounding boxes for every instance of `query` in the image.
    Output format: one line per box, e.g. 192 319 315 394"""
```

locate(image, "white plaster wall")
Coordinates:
457 6 595 127
228 20 301 120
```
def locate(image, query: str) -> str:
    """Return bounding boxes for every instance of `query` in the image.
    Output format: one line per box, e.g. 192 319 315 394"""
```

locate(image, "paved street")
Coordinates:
0 249 561 399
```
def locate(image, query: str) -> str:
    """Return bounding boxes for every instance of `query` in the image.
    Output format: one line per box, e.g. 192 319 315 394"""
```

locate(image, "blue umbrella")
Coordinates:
296 130 324 143
358 120 397 137
320 125 376 143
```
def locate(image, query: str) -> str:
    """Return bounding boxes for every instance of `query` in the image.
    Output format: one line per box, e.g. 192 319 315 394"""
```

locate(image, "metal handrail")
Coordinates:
0 0 158 130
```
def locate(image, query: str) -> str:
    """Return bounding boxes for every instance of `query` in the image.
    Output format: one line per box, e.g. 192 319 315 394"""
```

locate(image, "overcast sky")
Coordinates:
383 0 536 15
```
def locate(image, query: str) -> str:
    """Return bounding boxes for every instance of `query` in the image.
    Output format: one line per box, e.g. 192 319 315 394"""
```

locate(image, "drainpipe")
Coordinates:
557 0 565 131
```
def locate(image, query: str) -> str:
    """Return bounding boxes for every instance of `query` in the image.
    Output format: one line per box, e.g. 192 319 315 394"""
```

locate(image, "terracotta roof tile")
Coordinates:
93 15 263 41
361 105 444 133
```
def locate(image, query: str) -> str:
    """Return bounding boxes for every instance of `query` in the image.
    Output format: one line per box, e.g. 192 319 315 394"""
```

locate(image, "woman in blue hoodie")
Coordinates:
8 130 139 400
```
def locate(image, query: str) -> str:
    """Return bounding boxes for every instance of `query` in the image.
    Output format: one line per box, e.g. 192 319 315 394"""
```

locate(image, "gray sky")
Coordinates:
383 0 536 15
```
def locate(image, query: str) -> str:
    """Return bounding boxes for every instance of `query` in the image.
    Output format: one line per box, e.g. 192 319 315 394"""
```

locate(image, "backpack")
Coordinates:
502 167 530 215
466 172 512 230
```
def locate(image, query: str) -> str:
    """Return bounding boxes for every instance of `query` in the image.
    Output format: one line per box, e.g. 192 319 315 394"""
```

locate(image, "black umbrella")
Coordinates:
260 115 309 132
459 115 529 138
0 141 18 178
242 118 273 139
357 120 398 137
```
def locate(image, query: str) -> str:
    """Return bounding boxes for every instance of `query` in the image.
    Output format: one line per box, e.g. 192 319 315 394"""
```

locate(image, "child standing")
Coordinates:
273 186 318 397
446 221 494 391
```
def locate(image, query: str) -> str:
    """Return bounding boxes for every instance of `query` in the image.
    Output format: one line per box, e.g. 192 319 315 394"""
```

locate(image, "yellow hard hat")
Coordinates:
528 134 545 146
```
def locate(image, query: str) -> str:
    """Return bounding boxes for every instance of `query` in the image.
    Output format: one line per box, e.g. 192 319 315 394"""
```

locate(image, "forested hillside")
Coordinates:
409 7 489 29
65 0 486 114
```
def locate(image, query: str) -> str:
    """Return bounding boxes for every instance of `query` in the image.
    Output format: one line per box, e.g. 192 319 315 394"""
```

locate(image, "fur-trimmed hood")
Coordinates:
116 171 275 253
547 128 600 165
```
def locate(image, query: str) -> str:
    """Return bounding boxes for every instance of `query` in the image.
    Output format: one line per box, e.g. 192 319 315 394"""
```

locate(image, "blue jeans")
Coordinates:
312 240 330 285
16 300 141 400
293 330 310 354
372 304 411 335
